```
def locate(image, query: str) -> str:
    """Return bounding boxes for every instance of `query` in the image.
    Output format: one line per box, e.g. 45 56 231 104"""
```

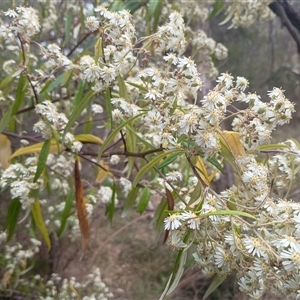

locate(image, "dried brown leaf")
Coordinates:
74 158 90 256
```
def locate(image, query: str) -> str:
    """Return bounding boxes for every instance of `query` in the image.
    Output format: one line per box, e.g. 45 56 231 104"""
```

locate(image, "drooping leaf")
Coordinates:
95 37 103 63
33 139 50 183
98 113 145 161
0 134 12 169
200 209 256 220
31 198 51 249
125 124 137 176
0 105 13 134
122 187 140 217
74 158 90 254
4 198 21 242
203 275 227 300
194 156 210 186
157 152 183 169
75 134 104 145
12 75 27 115
57 191 74 238
96 160 113 183
136 187 151 214
105 182 116 223
208 0 225 20
117 75 129 101
10 139 64 159
132 149 184 187
63 90 95 141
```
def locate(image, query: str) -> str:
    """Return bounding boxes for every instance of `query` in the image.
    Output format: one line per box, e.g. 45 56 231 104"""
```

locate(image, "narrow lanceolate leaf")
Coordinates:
95 37 103 64
163 186 174 244
63 90 95 141
10 139 64 159
0 134 12 169
200 209 256 220
4 198 21 242
122 187 140 218
157 152 182 169
105 182 116 223
96 160 112 183
31 198 51 249
136 187 151 214
12 75 27 115
132 149 184 187
98 113 145 161
74 158 90 254
75 134 104 145
57 190 74 238
33 139 50 183
117 75 129 101
203 274 227 300
0 105 13 134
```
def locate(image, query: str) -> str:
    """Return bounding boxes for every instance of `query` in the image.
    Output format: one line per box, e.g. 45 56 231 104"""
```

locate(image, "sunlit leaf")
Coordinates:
0 134 12 169
32 198 51 249
200 209 256 220
75 134 104 145
96 160 113 183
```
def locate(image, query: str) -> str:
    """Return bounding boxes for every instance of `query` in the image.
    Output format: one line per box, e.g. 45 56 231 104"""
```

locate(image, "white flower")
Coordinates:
164 213 182 230
92 104 103 114
85 16 99 32
110 155 120 165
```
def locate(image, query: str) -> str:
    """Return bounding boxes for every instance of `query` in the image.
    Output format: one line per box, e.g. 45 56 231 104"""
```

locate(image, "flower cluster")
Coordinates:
223 0 275 28
34 100 82 152
0 6 40 42
0 157 43 209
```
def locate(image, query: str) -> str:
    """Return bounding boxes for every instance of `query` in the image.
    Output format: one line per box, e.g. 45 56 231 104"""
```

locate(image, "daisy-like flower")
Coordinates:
166 171 183 182
85 16 100 32
169 232 187 250
181 211 200 229
164 213 182 230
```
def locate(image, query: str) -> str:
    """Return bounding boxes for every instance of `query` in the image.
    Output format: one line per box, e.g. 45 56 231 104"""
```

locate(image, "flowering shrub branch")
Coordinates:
0 1 299 299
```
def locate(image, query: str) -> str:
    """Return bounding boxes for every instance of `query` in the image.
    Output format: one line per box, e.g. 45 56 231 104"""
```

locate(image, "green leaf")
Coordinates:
32 199 51 249
95 37 103 64
203 275 227 300
122 187 140 217
117 75 129 101
207 157 223 172
106 183 116 223
125 124 156 149
73 81 86 109
126 81 148 92
151 0 163 33
40 73 64 95
33 139 50 183
157 152 183 169
4 198 21 242
200 209 256 220
105 88 113 129
136 187 151 214
57 191 74 237
125 124 137 176
64 10 72 46
61 69 73 86
153 198 167 233
208 0 225 20
98 113 145 161
0 73 14 90
63 90 95 140
132 149 184 187
0 105 13 134
260 143 289 151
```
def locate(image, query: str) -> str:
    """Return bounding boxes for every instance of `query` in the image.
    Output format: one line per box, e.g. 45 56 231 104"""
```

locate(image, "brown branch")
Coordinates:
269 0 300 53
